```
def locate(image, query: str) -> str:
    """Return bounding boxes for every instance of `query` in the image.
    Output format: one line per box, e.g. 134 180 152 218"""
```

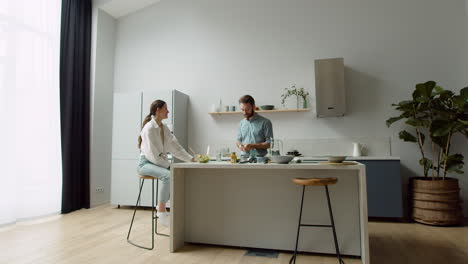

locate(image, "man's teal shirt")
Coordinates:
237 113 273 157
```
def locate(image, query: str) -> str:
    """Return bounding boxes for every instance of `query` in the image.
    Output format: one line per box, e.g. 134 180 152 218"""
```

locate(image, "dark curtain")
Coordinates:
60 0 92 213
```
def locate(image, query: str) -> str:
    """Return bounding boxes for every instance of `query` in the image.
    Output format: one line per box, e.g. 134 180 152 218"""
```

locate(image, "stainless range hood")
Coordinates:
315 58 345 117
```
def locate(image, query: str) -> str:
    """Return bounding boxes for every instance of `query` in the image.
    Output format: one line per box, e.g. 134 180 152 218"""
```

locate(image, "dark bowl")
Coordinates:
327 156 346 163
260 105 274 110
270 155 294 164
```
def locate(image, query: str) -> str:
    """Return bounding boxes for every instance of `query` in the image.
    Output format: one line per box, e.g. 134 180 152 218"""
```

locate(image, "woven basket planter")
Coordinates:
411 177 463 226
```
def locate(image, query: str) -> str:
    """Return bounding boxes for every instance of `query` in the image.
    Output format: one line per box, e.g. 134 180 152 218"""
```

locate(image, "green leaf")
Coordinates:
413 85 425 102
434 86 444 93
446 163 464 174
458 119 468 125
460 87 468 100
438 90 454 101
402 111 413 118
443 153 464 162
405 118 425 127
441 154 464 174
386 116 404 127
393 100 415 112
432 135 448 149
413 81 435 102
443 160 464 174
450 169 464 174
434 109 453 120
399 130 418 142
431 120 453 137
419 157 433 176
452 122 465 132
454 96 468 108
392 100 413 106
424 81 436 90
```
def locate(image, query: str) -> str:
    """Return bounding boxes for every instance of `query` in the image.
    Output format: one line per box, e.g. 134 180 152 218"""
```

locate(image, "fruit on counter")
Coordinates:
196 154 210 163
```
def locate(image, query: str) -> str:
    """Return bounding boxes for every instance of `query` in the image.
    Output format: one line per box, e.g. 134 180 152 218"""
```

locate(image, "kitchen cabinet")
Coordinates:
315 58 345 117
110 89 188 207
302 157 403 218
350 160 403 218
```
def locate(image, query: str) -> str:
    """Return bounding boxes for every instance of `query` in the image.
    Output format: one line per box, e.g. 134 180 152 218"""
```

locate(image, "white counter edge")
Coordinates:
301 156 400 160
172 162 366 169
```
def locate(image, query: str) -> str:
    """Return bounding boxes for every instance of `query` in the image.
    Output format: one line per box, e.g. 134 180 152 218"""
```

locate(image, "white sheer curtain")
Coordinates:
0 0 62 226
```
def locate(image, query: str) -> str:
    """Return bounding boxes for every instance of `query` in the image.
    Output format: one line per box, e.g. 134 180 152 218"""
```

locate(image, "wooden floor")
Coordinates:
0 204 467 264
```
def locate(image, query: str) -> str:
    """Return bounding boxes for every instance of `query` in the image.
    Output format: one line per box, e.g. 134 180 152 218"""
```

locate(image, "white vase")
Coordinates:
352 142 363 157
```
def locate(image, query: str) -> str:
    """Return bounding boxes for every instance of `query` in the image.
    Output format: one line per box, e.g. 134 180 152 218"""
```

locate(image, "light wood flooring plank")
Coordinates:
1 204 467 264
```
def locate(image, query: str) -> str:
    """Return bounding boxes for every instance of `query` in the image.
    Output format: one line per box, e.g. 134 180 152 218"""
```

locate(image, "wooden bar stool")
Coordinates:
127 175 168 250
290 177 344 264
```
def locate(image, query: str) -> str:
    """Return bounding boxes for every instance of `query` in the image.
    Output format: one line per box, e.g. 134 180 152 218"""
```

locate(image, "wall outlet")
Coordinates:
95 187 104 193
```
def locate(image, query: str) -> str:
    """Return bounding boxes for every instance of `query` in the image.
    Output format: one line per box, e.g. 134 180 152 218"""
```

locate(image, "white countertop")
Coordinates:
301 156 400 160
172 161 365 170
203 156 399 162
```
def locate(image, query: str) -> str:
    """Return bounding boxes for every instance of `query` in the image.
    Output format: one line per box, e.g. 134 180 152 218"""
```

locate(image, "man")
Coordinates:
236 95 273 158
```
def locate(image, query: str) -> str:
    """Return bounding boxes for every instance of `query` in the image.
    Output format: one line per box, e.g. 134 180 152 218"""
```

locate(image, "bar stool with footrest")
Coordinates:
127 175 169 250
290 177 345 264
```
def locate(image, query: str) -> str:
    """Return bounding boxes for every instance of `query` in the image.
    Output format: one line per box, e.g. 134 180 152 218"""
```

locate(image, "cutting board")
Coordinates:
319 161 358 166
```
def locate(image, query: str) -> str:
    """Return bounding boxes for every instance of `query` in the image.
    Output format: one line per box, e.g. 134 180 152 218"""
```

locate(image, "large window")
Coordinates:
0 0 62 226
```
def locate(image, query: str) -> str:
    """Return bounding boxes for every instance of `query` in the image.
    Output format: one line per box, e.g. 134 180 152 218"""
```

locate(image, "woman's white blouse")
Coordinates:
140 119 192 168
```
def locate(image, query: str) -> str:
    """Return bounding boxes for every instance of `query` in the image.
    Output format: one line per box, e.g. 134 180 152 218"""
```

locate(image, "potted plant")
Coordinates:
386 81 468 225
281 84 309 109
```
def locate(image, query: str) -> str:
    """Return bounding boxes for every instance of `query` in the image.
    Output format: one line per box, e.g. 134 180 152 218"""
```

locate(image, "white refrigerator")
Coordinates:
110 89 189 207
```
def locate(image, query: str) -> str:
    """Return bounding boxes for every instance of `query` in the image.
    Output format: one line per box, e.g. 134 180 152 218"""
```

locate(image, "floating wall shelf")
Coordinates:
209 109 311 115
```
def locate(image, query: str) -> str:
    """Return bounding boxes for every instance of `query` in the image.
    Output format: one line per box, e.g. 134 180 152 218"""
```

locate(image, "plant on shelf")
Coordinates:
281 84 310 109
386 80 468 226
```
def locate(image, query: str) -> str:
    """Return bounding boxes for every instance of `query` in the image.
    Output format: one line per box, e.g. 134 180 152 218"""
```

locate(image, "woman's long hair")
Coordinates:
138 100 166 148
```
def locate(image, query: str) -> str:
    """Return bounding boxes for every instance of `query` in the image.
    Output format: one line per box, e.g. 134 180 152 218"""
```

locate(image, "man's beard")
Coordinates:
244 110 255 119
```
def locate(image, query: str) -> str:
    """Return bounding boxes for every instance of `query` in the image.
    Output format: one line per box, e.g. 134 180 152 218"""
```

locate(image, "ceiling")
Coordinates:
93 0 161 19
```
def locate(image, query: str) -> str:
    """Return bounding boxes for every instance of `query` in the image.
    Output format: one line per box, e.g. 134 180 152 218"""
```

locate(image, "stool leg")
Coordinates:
325 185 344 264
290 185 306 264
154 179 169 237
137 178 142 207
155 178 158 234
151 179 155 249
127 179 154 250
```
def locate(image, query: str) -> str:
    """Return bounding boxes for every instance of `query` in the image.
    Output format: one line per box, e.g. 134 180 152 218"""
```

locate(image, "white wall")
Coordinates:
110 0 468 215
90 8 116 206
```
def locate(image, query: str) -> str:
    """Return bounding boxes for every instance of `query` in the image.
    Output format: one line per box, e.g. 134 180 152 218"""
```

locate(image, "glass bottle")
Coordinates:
230 152 238 163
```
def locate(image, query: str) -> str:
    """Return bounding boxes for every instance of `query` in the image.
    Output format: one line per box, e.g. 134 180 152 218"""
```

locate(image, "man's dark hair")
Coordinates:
239 95 255 106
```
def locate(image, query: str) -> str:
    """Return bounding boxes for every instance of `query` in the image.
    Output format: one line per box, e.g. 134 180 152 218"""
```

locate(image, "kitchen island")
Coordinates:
170 162 369 264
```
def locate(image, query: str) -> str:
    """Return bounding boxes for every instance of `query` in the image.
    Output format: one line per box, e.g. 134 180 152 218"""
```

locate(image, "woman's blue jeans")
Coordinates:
137 155 170 203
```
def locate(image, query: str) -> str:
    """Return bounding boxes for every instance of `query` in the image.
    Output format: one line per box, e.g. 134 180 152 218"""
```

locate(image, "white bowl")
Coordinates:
270 155 294 164
327 156 346 163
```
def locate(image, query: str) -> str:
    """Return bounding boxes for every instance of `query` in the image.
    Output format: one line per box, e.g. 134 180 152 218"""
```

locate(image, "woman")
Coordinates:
137 100 195 226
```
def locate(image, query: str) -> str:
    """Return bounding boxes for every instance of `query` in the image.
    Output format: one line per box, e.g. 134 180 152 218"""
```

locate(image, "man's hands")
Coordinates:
238 143 254 152
237 141 270 152
243 144 255 151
